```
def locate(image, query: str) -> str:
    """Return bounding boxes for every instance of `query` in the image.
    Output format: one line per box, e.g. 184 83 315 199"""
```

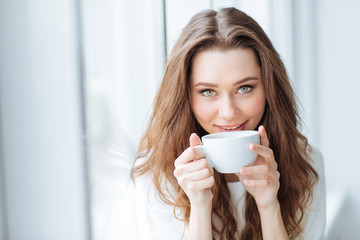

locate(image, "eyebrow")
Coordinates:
193 77 260 87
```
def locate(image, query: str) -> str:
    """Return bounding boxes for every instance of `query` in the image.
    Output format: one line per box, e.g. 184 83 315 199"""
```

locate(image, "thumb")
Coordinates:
189 133 202 147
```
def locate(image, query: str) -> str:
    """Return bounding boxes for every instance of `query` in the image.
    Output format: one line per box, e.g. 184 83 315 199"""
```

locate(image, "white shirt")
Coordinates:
96 146 326 240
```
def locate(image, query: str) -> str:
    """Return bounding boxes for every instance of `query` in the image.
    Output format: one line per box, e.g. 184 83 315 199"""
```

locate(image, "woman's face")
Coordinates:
190 48 266 134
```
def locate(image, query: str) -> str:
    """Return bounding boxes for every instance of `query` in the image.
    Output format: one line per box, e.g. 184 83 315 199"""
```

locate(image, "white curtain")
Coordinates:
81 0 165 238
82 0 165 157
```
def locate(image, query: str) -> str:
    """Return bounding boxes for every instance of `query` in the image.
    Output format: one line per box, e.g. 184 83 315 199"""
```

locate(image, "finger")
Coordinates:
177 167 213 184
174 158 210 176
242 174 271 182
236 170 279 182
235 173 265 183
243 178 273 187
189 133 202 147
240 171 280 181
239 164 273 176
187 176 215 192
258 125 270 148
175 146 205 167
249 143 275 164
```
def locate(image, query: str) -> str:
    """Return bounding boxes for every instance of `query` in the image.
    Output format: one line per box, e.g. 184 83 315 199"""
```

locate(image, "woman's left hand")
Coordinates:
235 125 280 211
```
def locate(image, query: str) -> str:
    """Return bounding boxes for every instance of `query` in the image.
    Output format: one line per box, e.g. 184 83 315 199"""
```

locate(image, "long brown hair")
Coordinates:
131 7 318 239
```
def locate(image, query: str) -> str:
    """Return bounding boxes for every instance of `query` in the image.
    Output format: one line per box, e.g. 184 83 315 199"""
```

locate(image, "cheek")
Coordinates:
243 95 266 117
191 98 215 122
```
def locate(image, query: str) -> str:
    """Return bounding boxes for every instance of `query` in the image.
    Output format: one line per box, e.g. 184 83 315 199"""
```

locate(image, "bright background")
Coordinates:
1 0 359 239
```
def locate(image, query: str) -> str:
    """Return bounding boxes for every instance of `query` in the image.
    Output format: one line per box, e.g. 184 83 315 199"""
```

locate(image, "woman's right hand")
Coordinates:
173 133 215 207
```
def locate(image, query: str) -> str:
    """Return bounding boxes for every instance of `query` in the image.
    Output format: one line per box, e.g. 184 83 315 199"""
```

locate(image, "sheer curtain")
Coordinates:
81 0 165 238
82 0 165 158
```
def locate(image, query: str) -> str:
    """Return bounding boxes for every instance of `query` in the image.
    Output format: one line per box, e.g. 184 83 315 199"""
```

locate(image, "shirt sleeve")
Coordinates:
133 163 188 240
92 146 139 240
300 146 326 240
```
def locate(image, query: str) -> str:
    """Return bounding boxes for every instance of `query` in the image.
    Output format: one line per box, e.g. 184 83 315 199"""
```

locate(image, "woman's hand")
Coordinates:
173 133 215 207
175 134 214 239
236 125 280 211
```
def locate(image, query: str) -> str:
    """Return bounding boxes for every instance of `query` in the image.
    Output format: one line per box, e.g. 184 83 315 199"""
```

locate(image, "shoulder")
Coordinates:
297 140 325 176
132 155 153 190
133 155 178 202
300 144 326 239
93 146 138 239
132 157 188 239
303 144 326 201
307 145 325 178
308 144 324 165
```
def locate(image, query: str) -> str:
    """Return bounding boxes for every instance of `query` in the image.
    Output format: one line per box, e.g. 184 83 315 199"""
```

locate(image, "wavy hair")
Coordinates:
131 7 318 240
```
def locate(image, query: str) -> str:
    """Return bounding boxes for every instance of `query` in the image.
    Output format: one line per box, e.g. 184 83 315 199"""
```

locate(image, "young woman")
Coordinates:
131 7 325 240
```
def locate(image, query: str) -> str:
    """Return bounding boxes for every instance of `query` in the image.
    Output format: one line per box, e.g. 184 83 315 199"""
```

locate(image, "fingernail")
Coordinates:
240 167 246 174
244 179 251 185
249 143 256 150
260 125 265 132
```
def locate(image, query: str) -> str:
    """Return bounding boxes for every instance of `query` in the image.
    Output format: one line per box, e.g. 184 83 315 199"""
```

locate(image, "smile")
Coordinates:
215 121 247 132
221 126 239 130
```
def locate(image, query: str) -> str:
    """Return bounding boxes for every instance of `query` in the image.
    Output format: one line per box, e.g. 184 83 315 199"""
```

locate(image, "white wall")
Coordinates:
0 125 6 240
0 0 90 239
317 0 360 238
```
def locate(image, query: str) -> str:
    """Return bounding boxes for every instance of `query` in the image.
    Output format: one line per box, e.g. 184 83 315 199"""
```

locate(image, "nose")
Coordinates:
218 95 239 120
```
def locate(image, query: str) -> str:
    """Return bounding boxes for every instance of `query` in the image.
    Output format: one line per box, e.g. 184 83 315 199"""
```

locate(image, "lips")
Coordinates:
215 121 248 132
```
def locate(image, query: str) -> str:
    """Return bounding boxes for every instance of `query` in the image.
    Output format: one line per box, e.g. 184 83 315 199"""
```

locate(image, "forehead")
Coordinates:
190 48 261 83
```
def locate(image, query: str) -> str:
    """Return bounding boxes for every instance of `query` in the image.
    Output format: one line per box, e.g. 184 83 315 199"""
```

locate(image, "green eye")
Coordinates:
238 86 252 94
202 90 216 97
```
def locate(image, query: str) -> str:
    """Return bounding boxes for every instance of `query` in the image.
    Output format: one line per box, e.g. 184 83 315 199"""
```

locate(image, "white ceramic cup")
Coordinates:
195 130 260 173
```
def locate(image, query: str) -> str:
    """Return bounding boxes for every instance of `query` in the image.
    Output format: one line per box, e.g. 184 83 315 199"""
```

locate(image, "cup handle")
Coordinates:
192 145 213 167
